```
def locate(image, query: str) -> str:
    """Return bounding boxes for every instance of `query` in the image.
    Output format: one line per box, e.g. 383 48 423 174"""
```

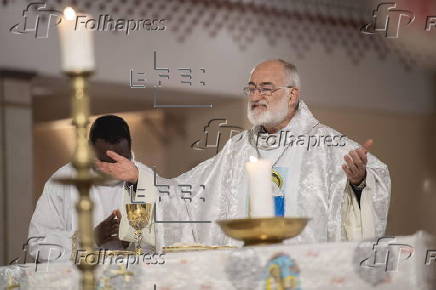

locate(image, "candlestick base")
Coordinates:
216 217 309 246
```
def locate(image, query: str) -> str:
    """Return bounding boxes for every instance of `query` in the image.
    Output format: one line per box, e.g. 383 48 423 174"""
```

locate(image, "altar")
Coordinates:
1 232 435 290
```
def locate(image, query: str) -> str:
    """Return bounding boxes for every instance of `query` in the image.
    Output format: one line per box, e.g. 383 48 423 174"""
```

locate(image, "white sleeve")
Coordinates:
120 164 196 250
341 182 364 241
341 170 380 241
119 168 158 251
27 179 74 262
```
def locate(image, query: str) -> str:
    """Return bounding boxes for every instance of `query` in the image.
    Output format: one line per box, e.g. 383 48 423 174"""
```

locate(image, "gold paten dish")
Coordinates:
91 250 136 256
216 217 310 246
163 245 236 253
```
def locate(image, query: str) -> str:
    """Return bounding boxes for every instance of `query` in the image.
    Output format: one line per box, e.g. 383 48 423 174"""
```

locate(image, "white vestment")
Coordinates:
133 101 391 250
27 161 148 261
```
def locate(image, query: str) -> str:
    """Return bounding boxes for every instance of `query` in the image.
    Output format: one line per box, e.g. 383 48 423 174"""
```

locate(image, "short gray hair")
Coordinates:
273 59 301 111
275 59 301 89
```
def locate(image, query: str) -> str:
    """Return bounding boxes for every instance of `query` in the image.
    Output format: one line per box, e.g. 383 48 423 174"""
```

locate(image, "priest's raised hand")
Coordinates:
342 139 373 186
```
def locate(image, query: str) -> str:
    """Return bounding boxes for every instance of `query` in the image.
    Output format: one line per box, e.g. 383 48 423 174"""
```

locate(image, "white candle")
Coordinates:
245 156 274 218
58 7 95 72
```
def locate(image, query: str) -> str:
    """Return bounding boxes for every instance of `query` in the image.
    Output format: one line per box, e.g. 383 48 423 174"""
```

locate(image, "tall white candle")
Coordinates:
58 7 95 72
245 156 274 218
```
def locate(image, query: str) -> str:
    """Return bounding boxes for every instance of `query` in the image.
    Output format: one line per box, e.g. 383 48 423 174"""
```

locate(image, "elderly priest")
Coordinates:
97 59 391 249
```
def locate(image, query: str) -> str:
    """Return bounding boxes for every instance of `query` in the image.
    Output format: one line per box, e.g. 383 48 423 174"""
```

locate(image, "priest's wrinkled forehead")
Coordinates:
249 60 288 87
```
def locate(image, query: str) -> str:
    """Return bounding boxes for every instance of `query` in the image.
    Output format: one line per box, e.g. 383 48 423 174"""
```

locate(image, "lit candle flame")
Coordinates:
63 7 76 21
249 155 258 162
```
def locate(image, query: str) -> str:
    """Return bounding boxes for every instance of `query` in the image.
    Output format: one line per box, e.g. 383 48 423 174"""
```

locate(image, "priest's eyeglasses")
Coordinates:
243 84 293 97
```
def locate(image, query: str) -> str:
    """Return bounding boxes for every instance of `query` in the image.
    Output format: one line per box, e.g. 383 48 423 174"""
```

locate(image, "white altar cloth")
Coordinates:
1 232 434 289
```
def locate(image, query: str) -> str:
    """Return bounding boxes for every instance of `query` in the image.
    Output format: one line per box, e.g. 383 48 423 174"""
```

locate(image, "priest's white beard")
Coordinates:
247 95 290 127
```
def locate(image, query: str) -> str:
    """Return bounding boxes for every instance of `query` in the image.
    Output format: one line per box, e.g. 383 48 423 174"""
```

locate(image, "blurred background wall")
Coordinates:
0 0 435 265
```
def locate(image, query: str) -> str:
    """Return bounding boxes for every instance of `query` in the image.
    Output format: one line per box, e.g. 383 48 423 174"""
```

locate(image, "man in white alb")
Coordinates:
97 60 391 249
28 115 149 261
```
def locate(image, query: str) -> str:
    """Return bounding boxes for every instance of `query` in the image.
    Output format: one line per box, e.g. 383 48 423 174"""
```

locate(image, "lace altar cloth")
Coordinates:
1 232 434 289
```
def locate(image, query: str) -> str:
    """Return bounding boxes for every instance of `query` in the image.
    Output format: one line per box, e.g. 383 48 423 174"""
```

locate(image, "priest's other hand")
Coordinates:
342 139 373 185
95 210 121 246
95 150 139 184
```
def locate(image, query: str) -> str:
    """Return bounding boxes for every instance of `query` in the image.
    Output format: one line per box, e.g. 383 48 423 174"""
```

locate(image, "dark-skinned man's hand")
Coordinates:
95 150 139 184
94 209 123 247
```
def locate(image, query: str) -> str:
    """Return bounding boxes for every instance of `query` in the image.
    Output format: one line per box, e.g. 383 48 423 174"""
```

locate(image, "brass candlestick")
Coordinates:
56 71 104 290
